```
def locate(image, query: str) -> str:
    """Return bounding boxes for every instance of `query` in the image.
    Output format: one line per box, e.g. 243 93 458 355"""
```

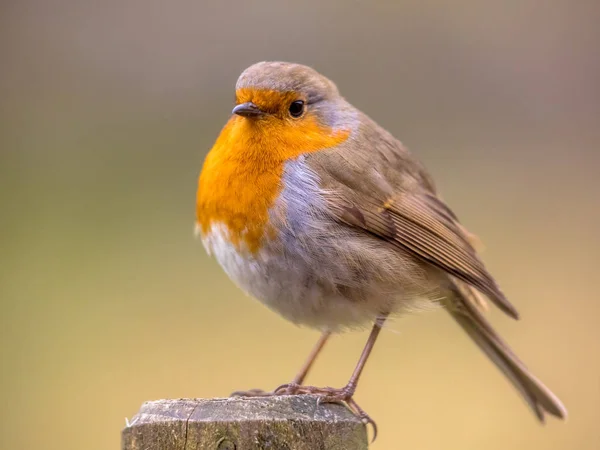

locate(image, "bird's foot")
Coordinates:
272 383 378 441
230 383 376 440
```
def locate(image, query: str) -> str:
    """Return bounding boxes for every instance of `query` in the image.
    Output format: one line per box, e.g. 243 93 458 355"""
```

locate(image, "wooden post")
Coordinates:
122 395 368 450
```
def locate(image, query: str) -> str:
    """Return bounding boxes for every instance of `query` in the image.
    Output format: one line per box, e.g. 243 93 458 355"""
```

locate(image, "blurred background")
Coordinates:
1 1 599 449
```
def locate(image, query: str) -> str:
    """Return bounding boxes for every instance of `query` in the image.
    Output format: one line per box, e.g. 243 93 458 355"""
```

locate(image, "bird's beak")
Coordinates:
232 102 264 118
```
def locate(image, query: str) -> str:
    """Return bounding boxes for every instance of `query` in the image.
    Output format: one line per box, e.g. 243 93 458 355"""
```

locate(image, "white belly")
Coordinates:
200 222 381 331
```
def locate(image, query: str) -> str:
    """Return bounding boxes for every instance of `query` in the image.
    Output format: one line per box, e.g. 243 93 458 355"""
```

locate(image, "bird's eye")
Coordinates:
288 100 305 118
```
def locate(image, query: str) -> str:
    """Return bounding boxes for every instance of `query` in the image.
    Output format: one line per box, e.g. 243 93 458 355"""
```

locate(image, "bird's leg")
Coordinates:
284 330 331 390
275 315 388 440
230 331 331 397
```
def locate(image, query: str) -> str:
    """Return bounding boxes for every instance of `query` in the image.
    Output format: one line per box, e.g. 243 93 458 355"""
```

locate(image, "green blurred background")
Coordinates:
1 1 599 449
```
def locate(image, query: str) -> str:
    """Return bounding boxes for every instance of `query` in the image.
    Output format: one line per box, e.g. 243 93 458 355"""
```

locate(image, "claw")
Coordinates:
368 420 378 443
347 398 378 442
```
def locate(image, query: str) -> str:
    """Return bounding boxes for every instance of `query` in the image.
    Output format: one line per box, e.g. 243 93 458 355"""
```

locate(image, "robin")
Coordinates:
195 61 567 436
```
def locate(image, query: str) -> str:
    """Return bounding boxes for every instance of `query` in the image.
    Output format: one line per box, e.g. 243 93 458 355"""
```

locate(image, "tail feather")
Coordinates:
446 281 567 421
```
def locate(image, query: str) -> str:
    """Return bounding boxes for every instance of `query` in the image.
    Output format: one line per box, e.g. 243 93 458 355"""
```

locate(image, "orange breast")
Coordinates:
196 91 349 253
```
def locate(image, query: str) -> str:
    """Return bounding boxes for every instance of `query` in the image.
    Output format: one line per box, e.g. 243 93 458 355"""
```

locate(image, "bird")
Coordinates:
195 61 567 437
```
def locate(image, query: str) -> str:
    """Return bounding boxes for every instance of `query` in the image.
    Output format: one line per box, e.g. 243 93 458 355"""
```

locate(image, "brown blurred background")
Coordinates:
1 1 599 449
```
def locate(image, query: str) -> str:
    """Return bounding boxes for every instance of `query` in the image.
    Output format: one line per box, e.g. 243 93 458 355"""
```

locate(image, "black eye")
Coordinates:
288 100 305 118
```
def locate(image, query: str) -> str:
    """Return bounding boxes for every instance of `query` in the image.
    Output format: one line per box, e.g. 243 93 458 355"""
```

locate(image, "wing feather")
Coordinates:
324 187 519 319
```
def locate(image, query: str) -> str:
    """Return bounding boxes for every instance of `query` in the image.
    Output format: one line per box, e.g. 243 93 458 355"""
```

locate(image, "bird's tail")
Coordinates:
445 280 567 422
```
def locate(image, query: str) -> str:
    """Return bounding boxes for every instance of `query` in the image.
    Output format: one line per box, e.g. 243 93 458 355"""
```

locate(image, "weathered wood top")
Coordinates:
122 395 368 450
